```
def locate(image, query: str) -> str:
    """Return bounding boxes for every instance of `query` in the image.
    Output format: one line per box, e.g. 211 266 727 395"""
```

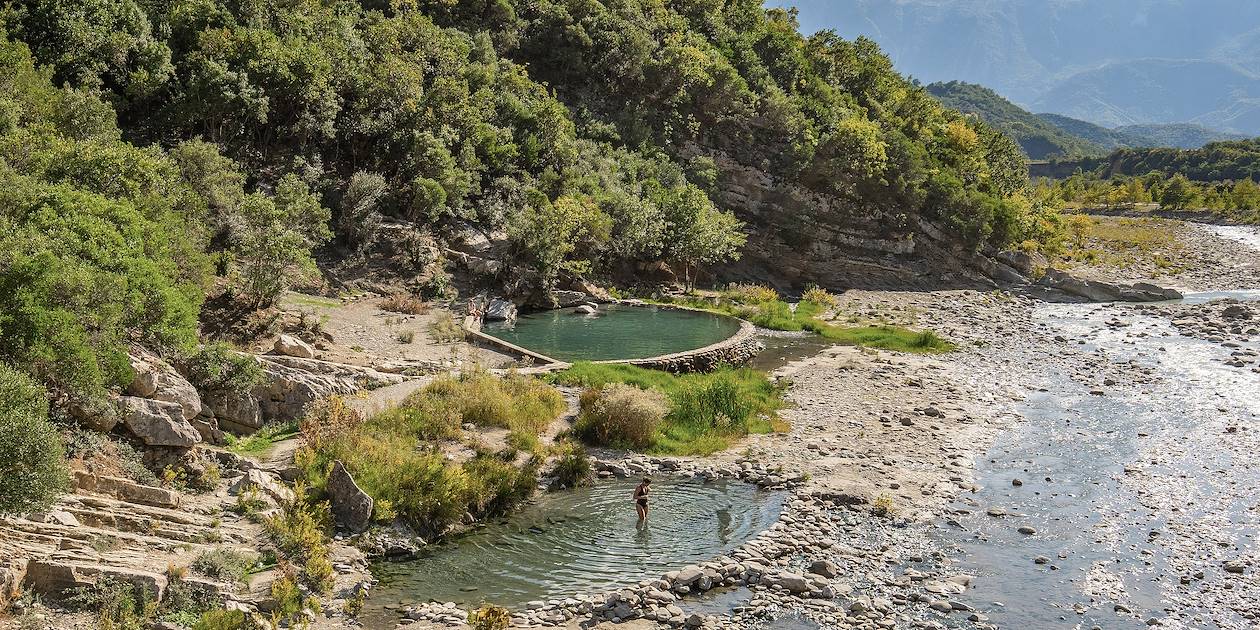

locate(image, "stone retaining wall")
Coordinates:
602 319 762 373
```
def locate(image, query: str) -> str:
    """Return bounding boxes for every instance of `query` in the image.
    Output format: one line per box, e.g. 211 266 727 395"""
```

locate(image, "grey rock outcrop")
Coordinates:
202 389 263 435
328 461 374 533
73 470 180 507
996 249 1049 275
127 352 202 421
485 298 517 322
118 397 202 448
273 335 316 359
24 561 167 601
1038 268 1183 302
1223 304 1253 320
550 290 590 307
229 469 294 507
68 397 119 433
765 572 812 594
251 356 400 423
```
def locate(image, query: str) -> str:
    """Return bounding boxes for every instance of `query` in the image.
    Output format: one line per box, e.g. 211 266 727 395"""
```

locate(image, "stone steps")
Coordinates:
2 458 267 608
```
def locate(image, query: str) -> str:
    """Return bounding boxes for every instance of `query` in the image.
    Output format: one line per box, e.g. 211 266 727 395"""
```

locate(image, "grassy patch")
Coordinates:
283 293 342 309
429 312 466 342
191 548 258 585
1060 215 1187 273
650 284 953 353
224 420 300 455
297 372 565 537
551 363 787 455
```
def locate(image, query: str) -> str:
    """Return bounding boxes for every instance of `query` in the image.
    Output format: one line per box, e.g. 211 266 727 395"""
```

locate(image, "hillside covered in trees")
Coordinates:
0 0 1052 416
1042 139 1260 183
927 81 1104 159
927 81 1248 160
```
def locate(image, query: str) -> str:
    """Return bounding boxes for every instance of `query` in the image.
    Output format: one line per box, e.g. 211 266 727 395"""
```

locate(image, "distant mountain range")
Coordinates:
778 0 1260 136
926 81 1247 160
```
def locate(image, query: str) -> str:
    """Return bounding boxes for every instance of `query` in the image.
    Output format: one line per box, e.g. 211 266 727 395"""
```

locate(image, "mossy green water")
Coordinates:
482 304 742 361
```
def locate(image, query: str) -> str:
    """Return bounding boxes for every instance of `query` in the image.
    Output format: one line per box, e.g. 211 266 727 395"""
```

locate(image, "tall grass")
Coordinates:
224 420 300 455
651 284 954 353
553 363 787 455
297 371 564 537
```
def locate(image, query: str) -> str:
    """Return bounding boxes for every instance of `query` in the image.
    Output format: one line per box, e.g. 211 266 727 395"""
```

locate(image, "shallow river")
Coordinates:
936 226 1260 629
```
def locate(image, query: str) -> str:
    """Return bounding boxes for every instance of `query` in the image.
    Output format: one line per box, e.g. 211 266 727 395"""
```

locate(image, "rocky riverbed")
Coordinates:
368 220 1258 630
7 222 1255 630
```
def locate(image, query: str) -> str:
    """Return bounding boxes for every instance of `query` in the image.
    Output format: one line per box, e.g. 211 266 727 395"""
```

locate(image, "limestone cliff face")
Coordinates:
705 151 999 292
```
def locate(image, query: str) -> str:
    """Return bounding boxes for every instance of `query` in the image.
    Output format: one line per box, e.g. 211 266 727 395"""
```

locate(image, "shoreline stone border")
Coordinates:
462 302 762 374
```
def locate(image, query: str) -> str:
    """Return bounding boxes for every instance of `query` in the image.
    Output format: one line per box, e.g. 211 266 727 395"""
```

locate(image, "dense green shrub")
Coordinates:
66 575 157 630
191 548 257 584
191 609 248 630
0 364 69 515
230 175 332 306
182 342 263 397
264 485 334 593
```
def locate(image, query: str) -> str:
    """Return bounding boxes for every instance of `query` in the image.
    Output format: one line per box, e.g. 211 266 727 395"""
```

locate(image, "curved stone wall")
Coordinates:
602 318 762 373
467 301 761 374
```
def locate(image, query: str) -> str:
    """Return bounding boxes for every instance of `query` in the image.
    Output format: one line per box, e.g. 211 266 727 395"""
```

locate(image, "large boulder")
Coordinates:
202 390 263 435
229 469 294 506
1223 304 1253 320
484 298 517 322
766 572 812 594
67 397 119 433
24 561 168 601
273 335 316 359
1038 269 1182 302
996 249 1049 275
127 353 202 420
118 396 202 448
549 290 590 307
1126 282 1184 301
327 461 374 533
72 470 180 507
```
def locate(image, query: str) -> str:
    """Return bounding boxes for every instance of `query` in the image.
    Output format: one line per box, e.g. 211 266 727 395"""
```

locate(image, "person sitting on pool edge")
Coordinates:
633 477 651 521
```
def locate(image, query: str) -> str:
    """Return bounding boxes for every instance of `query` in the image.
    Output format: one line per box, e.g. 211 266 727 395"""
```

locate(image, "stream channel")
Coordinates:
935 225 1260 629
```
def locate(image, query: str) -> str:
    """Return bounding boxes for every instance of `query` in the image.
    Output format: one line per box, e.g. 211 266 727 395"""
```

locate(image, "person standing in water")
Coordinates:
633 478 651 521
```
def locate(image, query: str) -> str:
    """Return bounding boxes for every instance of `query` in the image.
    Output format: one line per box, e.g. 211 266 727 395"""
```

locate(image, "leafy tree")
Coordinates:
231 174 331 306
338 171 388 250
1159 174 1197 210
664 189 747 290
0 363 69 515
9 0 174 99
0 34 205 400
508 194 612 292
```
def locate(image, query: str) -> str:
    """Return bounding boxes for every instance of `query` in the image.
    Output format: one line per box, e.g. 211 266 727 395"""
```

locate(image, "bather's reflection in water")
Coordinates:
716 507 732 544
634 518 651 549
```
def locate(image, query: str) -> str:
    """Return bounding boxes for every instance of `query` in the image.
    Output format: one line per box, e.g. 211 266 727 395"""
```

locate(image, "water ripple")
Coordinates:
366 478 784 610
